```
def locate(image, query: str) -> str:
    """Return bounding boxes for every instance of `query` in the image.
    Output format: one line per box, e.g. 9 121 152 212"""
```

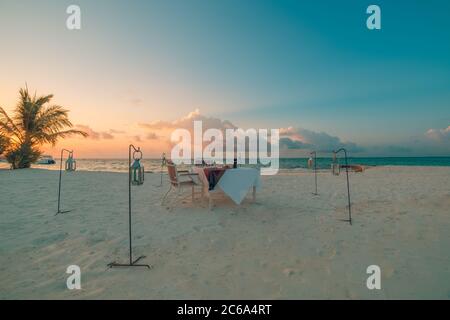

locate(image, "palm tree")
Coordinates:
0 86 87 169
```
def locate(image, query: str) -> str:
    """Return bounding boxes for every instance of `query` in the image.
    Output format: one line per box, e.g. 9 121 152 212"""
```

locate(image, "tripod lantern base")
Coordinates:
107 255 152 269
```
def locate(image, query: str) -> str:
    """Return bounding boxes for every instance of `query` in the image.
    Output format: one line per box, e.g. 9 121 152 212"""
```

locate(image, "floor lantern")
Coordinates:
56 149 75 215
331 152 340 176
108 144 151 269
158 152 166 187
310 151 318 195
332 148 352 225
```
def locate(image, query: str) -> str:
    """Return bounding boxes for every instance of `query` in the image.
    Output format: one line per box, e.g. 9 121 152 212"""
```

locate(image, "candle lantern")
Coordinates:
65 153 76 171
130 150 144 185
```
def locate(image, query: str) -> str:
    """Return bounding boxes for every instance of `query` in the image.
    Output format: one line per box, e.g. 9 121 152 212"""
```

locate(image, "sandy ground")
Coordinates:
0 166 449 299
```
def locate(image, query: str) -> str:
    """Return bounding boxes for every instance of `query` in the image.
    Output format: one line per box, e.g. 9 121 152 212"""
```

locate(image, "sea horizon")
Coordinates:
2 156 447 173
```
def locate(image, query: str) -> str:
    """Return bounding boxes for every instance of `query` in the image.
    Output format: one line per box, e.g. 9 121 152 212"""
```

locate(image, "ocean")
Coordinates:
19 157 450 173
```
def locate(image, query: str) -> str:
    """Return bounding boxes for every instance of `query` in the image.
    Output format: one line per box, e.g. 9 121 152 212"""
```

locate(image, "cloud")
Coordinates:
109 129 126 134
380 145 412 154
139 108 236 132
279 137 312 149
138 109 364 156
130 98 143 107
362 145 413 156
425 125 450 142
416 125 450 155
137 108 239 149
101 132 114 140
75 124 115 140
279 127 363 152
132 135 142 142
145 132 159 140
70 110 448 157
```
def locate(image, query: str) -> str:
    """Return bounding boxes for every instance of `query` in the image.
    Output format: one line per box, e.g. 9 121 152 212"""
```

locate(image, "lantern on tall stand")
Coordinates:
56 149 75 215
158 152 167 187
310 151 318 195
108 144 151 269
332 148 352 225
331 152 340 176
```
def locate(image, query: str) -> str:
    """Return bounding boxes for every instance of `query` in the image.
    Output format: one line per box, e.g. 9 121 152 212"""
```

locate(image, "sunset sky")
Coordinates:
1 0 449 158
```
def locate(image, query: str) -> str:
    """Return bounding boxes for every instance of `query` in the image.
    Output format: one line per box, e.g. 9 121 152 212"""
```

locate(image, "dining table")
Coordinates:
192 166 261 205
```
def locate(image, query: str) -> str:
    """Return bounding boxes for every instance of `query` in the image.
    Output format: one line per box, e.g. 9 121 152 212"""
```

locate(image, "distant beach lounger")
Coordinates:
340 165 365 172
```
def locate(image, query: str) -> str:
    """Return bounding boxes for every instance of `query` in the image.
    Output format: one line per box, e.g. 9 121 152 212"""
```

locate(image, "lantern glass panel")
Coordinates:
131 159 144 185
65 155 76 171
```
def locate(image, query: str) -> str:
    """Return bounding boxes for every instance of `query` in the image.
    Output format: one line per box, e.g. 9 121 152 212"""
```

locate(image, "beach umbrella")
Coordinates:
108 144 151 269
56 149 74 215
332 148 352 225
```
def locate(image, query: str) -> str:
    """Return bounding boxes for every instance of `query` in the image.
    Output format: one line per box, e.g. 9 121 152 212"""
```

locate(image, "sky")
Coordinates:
0 0 449 158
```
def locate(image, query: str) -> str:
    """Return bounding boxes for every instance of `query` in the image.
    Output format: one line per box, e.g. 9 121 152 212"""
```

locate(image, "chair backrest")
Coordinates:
166 161 179 186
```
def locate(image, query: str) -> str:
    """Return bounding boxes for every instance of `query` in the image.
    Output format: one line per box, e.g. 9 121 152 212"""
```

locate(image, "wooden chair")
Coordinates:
161 161 201 207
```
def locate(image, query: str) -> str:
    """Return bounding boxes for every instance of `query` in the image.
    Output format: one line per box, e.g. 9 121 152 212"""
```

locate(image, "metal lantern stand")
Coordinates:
333 148 352 225
108 144 151 269
56 149 74 215
310 151 318 195
157 152 166 187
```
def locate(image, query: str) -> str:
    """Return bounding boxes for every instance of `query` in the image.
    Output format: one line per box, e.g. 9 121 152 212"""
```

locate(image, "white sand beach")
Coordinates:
0 166 449 299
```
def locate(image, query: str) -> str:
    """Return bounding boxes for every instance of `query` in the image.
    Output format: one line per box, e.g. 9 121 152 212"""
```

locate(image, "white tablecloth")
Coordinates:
217 168 261 205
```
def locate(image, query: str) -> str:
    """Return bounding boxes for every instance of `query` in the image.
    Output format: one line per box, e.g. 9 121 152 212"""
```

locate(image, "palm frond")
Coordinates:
39 129 88 146
0 106 23 142
35 94 54 106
